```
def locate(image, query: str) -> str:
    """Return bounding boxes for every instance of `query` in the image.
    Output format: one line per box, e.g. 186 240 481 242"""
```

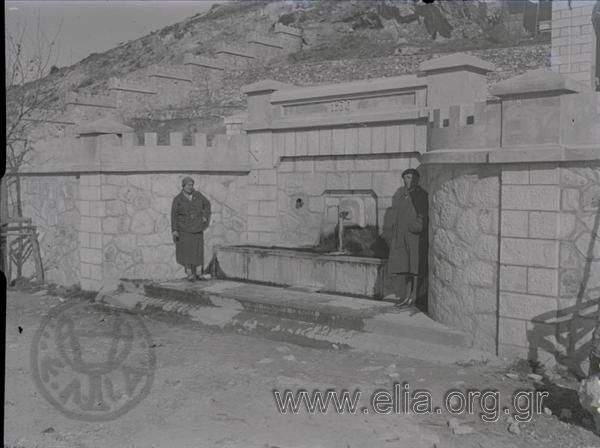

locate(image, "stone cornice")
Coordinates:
245 108 429 132
270 75 426 104
419 144 600 165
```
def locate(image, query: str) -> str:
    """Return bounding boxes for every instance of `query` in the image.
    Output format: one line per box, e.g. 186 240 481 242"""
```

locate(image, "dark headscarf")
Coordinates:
181 176 194 187
401 169 420 179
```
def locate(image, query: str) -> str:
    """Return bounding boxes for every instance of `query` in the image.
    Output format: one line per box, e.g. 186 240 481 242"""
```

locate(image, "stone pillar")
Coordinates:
551 0 597 89
489 69 583 147
224 114 247 135
419 53 494 108
78 174 105 291
498 163 561 364
425 164 501 354
241 80 295 245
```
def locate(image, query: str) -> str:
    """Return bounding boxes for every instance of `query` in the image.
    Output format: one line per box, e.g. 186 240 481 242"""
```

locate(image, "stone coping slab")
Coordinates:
241 79 297 94
420 144 600 165
270 75 426 104
247 108 429 132
217 244 386 265
490 69 584 98
418 53 495 74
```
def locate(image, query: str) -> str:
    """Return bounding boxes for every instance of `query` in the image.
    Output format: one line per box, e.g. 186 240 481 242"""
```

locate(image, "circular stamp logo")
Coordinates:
31 300 156 421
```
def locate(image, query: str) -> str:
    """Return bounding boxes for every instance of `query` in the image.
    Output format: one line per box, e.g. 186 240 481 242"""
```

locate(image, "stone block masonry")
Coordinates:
551 0 597 89
498 164 562 361
500 162 600 372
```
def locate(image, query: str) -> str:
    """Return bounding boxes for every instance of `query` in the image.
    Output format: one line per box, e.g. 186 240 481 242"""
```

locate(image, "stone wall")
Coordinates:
12 127 250 290
424 161 600 366
424 164 500 353
17 173 247 291
246 44 550 90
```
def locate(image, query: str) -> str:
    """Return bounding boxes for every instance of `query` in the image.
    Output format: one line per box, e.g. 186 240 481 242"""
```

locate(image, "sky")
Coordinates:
5 1 227 68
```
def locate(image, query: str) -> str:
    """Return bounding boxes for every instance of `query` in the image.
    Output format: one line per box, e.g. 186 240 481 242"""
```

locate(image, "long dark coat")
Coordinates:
171 190 211 267
385 186 428 275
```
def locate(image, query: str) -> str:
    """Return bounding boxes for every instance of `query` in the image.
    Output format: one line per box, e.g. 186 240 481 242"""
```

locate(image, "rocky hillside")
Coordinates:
9 0 551 139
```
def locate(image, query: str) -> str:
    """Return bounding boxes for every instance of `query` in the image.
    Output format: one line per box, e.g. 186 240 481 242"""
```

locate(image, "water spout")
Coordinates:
333 206 350 255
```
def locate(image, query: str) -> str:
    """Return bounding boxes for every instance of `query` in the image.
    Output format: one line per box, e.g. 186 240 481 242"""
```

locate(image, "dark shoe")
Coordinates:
186 274 196 282
395 297 414 308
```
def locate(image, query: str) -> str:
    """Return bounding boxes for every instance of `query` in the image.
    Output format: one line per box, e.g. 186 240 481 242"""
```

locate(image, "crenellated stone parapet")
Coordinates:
421 69 599 164
21 129 249 175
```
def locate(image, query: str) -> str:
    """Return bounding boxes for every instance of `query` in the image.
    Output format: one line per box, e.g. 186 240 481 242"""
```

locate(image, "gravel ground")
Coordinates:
5 288 600 448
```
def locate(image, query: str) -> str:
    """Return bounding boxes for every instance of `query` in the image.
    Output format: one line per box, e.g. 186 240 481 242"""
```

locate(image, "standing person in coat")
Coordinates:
385 169 428 307
171 177 212 282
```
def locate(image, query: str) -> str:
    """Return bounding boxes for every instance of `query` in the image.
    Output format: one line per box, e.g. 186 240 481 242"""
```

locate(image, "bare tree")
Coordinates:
587 1 600 377
4 14 62 217
3 14 61 277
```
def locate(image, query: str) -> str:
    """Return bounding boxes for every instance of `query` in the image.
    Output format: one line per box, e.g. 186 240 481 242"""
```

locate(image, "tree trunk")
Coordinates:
0 176 8 273
593 0 600 91
15 173 22 218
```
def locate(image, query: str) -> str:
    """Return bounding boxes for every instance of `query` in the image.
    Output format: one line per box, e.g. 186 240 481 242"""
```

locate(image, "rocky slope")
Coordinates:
9 0 551 138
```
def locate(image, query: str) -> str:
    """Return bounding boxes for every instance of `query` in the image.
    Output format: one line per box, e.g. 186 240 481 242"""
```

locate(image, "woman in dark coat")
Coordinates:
385 169 428 307
171 177 211 281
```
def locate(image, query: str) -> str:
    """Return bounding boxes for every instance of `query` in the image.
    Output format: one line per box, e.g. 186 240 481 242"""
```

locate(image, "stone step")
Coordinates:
101 284 492 365
142 279 474 349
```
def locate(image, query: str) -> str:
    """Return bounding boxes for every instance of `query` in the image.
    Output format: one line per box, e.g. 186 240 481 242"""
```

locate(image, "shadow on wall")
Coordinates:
528 204 600 378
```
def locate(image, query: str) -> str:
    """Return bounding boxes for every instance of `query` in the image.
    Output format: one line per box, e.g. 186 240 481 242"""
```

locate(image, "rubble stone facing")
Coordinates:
556 163 600 373
20 177 81 286
99 173 247 290
424 164 500 353
20 173 247 291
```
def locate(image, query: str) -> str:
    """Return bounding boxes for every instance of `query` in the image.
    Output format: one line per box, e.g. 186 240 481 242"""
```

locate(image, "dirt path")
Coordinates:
5 290 600 448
